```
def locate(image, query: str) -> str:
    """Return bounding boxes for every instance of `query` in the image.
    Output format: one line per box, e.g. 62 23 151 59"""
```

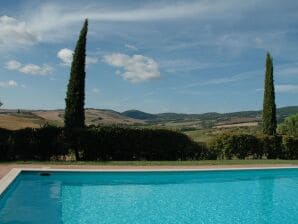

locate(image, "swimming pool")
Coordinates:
0 168 298 224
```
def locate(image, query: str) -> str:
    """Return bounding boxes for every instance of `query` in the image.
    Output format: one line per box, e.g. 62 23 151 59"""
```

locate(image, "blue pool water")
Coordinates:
0 169 298 224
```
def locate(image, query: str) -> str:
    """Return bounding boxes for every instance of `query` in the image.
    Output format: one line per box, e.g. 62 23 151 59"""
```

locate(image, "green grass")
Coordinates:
183 129 216 143
184 126 263 143
2 160 298 166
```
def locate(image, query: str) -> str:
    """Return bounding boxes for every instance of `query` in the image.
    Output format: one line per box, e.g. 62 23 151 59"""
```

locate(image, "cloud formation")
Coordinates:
0 15 38 50
125 44 138 51
275 84 298 93
5 60 53 76
57 48 98 66
0 80 18 88
103 53 160 83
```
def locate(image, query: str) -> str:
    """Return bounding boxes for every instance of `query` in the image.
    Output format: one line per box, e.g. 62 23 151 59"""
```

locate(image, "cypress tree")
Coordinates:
64 19 88 159
262 52 277 135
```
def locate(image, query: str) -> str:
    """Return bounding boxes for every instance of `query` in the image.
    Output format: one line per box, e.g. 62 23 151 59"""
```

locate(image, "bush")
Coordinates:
282 136 298 159
0 126 207 161
209 134 262 159
0 127 68 161
260 135 283 159
0 128 11 160
0 125 296 161
277 113 298 137
81 126 207 161
36 126 66 160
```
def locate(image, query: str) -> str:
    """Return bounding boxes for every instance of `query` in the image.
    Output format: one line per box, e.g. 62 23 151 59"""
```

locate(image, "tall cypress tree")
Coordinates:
262 52 277 135
64 19 88 159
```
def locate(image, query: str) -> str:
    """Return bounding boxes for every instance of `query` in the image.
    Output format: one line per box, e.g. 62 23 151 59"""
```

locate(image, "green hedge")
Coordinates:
80 127 210 161
282 136 298 159
1 126 297 161
0 127 67 161
0 126 209 161
209 134 262 159
209 133 297 160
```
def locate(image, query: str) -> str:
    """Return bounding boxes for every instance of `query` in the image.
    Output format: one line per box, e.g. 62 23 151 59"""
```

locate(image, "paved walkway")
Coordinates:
1 163 297 180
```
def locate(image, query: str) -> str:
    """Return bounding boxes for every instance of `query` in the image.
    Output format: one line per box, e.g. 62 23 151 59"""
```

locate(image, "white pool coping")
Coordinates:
1 166 298 196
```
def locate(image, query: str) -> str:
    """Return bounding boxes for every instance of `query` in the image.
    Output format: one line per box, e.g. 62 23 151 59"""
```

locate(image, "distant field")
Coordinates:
0 114 43 130
0 107 296 139
184 125 262 143
215 122 258 128
0 109 143 130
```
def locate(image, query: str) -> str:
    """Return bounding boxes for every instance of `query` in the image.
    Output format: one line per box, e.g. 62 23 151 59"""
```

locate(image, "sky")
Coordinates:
0 0 298 114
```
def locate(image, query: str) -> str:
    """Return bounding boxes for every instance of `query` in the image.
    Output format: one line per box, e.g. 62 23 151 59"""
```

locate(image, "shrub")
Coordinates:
0 127 67 161
82 126 207 161
209 134 230 159
36 125 66 160
282 136 298 159
1 125 296 161
0 128 11 161
260 135 283 159
230 134 261 159
209 134 262 159
277 113 298 137
0 126 206 161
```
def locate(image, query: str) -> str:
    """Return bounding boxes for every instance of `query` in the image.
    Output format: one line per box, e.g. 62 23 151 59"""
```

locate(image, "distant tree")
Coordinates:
277 113 298 137
262 52 277 135
0 100 2 108
64 19 88 160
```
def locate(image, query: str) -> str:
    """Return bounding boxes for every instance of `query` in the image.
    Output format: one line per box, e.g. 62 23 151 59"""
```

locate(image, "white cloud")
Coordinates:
5 60 22 70
103 53 160 83
19 64 53 75
0 1 256 47
0 80 18 88
161 59 229 73
5 60 53 76
125 44 138 51
275 84 298 93
57 48 98 66
200 74 247 85
86 57 98 65
0 15 38 49
57 48 73 66
92 88 100 93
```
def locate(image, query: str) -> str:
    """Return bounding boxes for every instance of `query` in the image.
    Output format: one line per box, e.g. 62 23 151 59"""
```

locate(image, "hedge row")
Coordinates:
1 126 297 161
0 126 66 161
209 133 298 160
0 126 209 161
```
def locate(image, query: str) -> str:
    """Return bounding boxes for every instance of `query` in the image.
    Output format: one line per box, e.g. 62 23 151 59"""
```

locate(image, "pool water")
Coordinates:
0 169 298 224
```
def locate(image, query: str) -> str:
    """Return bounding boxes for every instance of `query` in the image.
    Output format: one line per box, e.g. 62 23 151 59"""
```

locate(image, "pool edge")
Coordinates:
0 168 21 196
1 166 298 196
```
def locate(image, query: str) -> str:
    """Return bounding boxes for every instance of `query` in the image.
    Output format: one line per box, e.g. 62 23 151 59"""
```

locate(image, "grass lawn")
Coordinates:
2 160 298 166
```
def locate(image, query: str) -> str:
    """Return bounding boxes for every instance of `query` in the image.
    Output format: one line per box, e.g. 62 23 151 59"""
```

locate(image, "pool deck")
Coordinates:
1 163 298 180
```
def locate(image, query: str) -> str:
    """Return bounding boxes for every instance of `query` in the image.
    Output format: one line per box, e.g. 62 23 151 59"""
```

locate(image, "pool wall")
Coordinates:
1 166 298 196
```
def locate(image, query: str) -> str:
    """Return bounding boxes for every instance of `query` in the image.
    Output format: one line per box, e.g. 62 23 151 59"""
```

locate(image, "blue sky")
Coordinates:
0 0 298 113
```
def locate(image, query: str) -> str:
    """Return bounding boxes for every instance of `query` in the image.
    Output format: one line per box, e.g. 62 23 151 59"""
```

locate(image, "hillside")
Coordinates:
122 106 298 123
122 110 158 120
0 109 144 130
0 106 297 130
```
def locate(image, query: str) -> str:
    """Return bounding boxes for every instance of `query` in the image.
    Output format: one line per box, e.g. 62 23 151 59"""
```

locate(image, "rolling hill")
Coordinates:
0 106 297 130
121 106 298 123
0 108 144 130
